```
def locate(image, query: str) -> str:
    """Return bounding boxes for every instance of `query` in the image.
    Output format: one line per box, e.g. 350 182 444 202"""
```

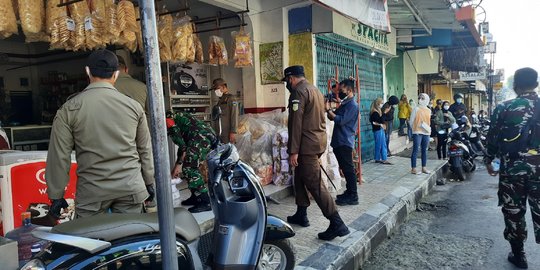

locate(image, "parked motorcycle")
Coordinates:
21 143 296 270
447 129 476 181
466 124 488 157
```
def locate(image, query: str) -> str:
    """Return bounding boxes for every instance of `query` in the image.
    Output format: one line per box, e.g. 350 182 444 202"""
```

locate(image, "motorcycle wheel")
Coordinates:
453 166 466 181
470 162 477 172
258 239 296 270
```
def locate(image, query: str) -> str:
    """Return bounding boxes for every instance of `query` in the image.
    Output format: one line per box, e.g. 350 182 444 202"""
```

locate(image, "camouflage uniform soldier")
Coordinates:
166 111 217 213
485 67 540 269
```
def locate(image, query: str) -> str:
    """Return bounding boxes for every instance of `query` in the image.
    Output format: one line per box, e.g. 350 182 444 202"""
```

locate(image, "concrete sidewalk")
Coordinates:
184 154 447 269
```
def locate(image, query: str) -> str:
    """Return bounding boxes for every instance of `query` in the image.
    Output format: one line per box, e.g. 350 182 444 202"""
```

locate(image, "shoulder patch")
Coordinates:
291 99 300 112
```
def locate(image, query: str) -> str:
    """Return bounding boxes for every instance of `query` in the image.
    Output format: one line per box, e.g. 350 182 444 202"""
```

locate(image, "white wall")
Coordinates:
403 50 418 102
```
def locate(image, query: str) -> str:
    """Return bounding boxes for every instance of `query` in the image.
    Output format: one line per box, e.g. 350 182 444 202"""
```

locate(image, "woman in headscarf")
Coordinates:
409 93 432 174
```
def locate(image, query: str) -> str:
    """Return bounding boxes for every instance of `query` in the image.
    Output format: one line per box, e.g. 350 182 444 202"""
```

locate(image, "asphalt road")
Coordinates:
363 162 540 270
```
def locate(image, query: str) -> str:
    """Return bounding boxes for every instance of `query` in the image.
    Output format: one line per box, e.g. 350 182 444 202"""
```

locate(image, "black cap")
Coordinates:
388 95 399 105
282 65 305 81
87 49 119 78
514 67 538 91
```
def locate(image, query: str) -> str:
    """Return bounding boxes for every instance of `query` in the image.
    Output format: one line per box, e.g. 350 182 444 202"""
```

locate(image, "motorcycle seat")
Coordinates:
51 207 201 242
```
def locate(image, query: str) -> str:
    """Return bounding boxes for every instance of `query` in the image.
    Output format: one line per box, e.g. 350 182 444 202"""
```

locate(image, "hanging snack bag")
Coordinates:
18 0 44 35
232 29 253 68
50 9 71 50
157 13 173 62
68 0 90 51
185 31 195 63
171 15 192 62
208 35 228 66
117 0 137 33
0 0 19 38
193 34 204 64
46 0 64 34
85 0 106 50
105 1 120 43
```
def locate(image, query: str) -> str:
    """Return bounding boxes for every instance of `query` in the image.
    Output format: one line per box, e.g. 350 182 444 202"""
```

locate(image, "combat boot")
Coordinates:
181 192 198 206
508 241 528 269
188 193 212 213
318 213 350 241
287 206 310 227
335 192 359 206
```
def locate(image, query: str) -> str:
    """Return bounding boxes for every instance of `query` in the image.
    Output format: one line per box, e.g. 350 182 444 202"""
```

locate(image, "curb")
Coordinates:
298 161 446 270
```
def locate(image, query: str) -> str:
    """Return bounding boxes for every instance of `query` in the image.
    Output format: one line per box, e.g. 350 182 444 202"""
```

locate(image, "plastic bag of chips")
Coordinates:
46 0 64 34
19 0 45 34
172 15 193 62
208 35 228 66
50 12 71 50
0 0 19 38
193 34 204 64
117 0 137 33
105 2 120 43
158 13 173 62
232 29 253 68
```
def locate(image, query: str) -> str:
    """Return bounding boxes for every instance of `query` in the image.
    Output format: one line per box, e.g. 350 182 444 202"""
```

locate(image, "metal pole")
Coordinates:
139 2 179 270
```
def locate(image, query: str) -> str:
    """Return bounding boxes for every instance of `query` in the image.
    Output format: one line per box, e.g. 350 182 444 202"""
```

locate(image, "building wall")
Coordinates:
403 50 418 103
385 50 404 128
432 84 453 104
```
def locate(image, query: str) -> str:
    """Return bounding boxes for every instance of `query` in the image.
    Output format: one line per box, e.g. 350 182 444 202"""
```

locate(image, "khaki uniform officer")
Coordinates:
283 65 350 241
114 55 149 125
46 50 155 219
212 78 239 144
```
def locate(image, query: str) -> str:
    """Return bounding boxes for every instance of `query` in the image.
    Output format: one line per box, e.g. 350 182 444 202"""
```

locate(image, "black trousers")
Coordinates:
333 146 358 195
436 132 448 159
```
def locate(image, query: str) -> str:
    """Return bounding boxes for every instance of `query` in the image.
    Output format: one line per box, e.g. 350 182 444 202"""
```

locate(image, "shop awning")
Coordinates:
388 0 462 35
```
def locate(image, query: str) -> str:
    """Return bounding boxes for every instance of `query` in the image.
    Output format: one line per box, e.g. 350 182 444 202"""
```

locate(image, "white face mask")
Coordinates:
214 89 223 97
443 106 450 110
379 103 383 109
456 98 463 104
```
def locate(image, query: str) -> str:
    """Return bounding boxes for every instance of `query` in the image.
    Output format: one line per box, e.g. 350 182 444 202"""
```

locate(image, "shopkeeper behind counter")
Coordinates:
211 78 239 144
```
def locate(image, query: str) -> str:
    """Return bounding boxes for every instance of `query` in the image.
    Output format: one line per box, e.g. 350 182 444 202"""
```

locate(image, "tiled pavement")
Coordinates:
183 154 447 269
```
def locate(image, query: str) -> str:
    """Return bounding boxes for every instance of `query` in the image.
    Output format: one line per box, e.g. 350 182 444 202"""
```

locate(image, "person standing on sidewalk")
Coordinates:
370 98 392 164
435 101 455 160
46 50 154 218
382 95 399 156
167 111 217 213
484 67 540 269
325 79 359 206
211 78 239 144
283 65 350 241
409 93 432 174
398 94 412 136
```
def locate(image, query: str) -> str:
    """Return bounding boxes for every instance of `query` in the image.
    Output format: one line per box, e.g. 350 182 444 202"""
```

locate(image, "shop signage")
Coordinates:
316 0 391 32
494 82 503 90
459 71 486 81
332 12 396 56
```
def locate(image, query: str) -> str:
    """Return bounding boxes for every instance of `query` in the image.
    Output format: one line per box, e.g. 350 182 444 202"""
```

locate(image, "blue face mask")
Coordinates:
456 98 463 104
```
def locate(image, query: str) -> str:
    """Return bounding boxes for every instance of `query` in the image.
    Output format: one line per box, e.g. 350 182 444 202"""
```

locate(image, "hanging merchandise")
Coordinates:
193 34 204 64
18 0 49 42
231 28 253 68
186 32 195 63
85 0 106 50
46 0 64 34
105 1 120 44
68 0 90 51
208 35 228 66
0 0 18 39
158 13 173 62
117 0 137 33
49 10 71 50
172 15 193 62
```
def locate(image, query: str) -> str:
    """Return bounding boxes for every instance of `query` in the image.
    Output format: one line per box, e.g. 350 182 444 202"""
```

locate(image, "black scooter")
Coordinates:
447 129 476 181
22 144 296 270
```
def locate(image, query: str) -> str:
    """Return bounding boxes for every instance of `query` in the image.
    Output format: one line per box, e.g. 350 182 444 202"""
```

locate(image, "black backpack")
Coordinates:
498 97 540 155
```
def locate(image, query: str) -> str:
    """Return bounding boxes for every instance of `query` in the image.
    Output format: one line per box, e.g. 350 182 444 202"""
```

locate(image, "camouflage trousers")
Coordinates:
183 134 213 195
498 154 540 243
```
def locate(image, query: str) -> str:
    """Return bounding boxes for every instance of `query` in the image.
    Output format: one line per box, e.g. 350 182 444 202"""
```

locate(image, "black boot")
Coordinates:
508 241 528 269
181 192 198 206
336 192 359 206
318 213 350 240
287 206 310 227
188 193 212 213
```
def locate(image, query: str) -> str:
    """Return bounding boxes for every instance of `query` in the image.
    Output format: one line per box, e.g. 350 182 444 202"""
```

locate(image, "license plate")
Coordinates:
448 149 463 156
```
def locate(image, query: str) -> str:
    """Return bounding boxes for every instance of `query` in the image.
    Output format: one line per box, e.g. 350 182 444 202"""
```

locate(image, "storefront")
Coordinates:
308 6 397 161
0 0 252 151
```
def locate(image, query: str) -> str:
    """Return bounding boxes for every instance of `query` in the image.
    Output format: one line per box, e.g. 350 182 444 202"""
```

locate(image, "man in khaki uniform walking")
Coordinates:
211 78 239 144
283 65 350 241
46 50 155 219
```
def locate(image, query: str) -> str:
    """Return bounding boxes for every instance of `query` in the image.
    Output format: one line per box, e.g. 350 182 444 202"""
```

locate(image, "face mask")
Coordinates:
214 89 223 97
392 104 397 108
456 98 463 104
285 79 293 92
338 91 348 100
419 99 429 107
379 104 383 109
443 106 450 110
